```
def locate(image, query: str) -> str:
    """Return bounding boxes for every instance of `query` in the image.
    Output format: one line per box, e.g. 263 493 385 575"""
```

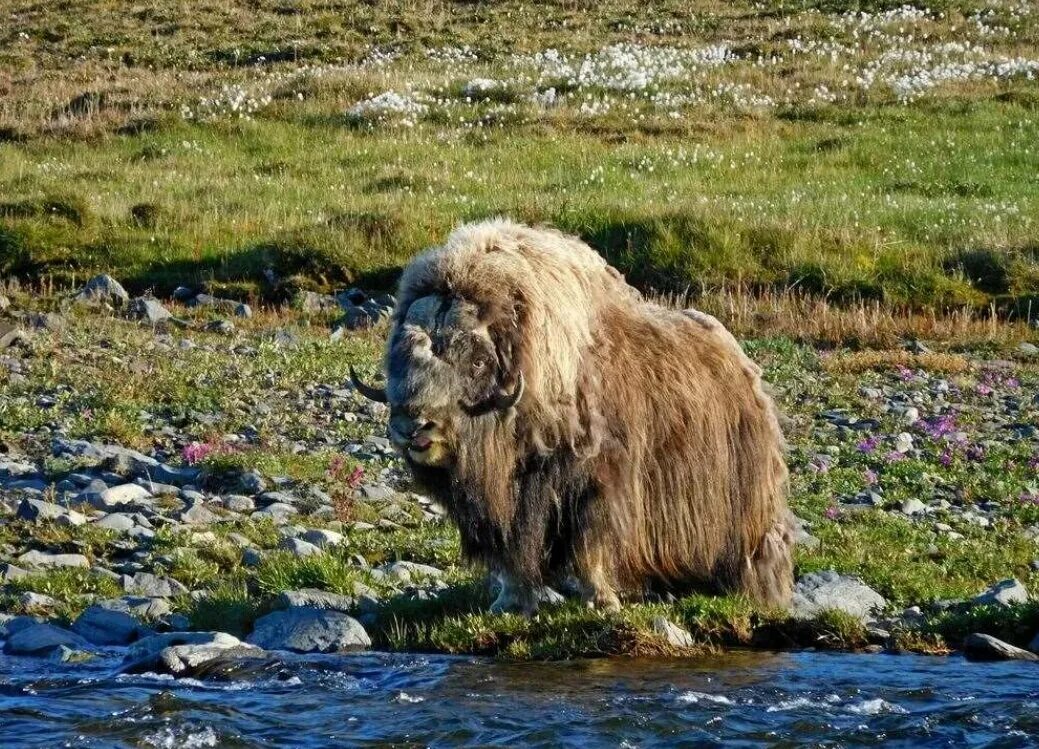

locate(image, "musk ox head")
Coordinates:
351 293 523 467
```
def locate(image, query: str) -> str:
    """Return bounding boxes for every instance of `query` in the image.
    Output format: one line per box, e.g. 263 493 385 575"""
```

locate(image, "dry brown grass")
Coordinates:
662 287 1035 348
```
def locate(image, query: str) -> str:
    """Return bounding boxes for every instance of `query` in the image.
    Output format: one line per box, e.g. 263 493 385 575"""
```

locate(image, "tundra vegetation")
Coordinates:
0 0 1038 664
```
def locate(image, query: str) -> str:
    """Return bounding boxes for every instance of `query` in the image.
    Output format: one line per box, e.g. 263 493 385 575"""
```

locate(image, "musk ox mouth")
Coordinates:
409 434 433 452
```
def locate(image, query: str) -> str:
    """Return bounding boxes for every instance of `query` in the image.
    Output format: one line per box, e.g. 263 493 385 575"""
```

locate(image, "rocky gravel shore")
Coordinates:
1 276 1038 667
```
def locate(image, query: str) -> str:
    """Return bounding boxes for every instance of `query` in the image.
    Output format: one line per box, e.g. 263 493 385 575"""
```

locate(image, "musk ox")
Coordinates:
351 219 793 614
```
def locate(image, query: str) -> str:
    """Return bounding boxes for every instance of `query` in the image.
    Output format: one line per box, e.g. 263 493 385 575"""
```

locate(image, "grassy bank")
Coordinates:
1 287 1038 658
2 0 1039 311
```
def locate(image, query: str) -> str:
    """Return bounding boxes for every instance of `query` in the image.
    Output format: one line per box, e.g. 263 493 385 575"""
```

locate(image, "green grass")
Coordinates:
1 0 1037 310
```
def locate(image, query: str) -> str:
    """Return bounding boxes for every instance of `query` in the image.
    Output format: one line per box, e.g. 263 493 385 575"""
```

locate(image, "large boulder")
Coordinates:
791 571 886 622
72 602 150 645
971 579 1029 608
121 631 261 676
4 623 90 656
247 607 370 653
963 633 1039 662
121 572 188 598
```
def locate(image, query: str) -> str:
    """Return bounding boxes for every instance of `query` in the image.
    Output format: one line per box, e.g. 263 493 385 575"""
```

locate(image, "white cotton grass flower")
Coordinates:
346 91 428 127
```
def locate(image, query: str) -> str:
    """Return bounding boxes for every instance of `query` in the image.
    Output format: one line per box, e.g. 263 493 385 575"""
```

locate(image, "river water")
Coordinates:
1 649 1036 747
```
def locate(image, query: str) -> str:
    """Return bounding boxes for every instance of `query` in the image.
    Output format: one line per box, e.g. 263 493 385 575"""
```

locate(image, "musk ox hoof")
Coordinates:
583 589 622 613
489 581 565 616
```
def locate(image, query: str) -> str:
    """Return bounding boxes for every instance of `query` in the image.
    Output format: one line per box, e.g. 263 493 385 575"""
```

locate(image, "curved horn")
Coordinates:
461 372 525 417
492 371 524 411
350 365 388 403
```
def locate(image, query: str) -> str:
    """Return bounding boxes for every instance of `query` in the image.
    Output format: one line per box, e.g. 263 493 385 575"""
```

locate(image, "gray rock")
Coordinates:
791 571 887 622
82 482 152 510
279 537 323 557
223 495 255 513
247 607 370 653
128 297 171 324
152 463 202 487
122 572 188 598
180 502 220 525
189 294 252 318
377 560 444 583
652 617 694 648
72 603 148 645
94 513 137 532
301 529 344 548
252 502 297 523
1017 342 1038 357
358 483 394 501
963 633 1039 662
972 579 1029 608
20 592 58 609
18 550 90 569
121 631 259 675
4 623 90 655
239 470 267 494
205 319 235 335
0 563 29 582
76 274 129 306
17 498 86 525
275 589 356 612
0 321 26 350
901 498 927 516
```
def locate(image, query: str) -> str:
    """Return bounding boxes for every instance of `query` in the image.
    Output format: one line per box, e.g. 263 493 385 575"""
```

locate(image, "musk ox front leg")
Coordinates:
573 542 621 613
489 571 539 616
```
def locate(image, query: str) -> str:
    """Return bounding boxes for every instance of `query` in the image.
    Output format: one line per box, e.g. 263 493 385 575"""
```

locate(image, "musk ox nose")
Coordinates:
389 412 438 447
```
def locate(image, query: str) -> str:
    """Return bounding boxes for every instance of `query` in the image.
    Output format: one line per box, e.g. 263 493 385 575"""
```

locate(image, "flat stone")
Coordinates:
275 589 356 612
4 623 90 655
0 563 29 582
93 513 137 532
122 572 188 598
82 482 153 510
247 607 370 653
377 560 444 583
20 592 58 609
18 550 89 569
358 483 394 501
963 632 1039 662
972 579 1029 608
791 571 886 622
128 297 171 324
16 498 86 525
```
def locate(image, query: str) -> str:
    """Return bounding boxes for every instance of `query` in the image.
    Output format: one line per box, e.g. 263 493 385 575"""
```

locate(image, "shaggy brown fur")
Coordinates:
372 219 792 612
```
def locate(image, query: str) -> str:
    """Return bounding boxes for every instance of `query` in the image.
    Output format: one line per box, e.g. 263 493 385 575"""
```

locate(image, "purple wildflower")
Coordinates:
182 442 214 465
939 449 954 467
885 450 906 463
824 505 840 520
864 468 879 485
965 444 986 462
857 436 880 453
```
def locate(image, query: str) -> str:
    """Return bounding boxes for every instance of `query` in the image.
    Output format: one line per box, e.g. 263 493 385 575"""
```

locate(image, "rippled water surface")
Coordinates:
1 649 1037 747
